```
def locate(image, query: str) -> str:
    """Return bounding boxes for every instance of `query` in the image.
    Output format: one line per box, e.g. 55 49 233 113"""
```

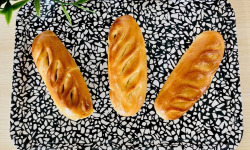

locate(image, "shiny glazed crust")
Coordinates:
108 15 147 116
154 31 225 120
32 30 93 120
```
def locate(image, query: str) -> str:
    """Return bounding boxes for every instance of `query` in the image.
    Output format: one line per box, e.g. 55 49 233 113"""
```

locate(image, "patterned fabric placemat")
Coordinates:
10 0 243 149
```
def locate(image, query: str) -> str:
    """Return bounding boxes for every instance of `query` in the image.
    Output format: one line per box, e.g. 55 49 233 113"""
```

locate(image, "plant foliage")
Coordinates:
0 0 94 25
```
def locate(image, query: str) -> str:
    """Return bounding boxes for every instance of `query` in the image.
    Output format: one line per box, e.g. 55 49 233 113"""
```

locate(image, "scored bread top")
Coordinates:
108 15 147 116
154 31 225 120
32 30 93 120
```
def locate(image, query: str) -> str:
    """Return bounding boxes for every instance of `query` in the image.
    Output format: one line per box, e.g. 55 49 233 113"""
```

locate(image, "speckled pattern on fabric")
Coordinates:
10 0 243 149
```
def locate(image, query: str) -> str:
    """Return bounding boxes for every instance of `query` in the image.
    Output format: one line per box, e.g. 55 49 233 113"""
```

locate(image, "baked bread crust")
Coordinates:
32 30 93 120
154 31 225 120
108 15 147 116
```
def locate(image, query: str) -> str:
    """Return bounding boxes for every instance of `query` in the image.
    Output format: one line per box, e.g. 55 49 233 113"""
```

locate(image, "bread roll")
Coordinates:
154 31 225 120
108 15 147 116
32 30 93 120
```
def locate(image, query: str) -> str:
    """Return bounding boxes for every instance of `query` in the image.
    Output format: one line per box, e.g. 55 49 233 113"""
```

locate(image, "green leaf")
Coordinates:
0 0 7 7
74 0 88 5
12 0 29 11
75 5 95 13
0 7 4 14
34 0 40 17
61 4 72 26
3 1 12 24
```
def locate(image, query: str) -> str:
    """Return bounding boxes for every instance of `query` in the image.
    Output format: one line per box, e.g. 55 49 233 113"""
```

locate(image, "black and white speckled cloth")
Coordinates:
10 0 243 149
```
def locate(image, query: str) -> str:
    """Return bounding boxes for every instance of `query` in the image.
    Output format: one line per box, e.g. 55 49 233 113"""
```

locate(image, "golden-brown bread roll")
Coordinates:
32 30 93 120
154 31 225 120
108 15 147 116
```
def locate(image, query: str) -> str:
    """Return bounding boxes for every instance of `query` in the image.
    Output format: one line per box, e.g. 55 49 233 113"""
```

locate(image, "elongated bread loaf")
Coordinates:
108 15 147 116
155 31 225 120
32 30 93 120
